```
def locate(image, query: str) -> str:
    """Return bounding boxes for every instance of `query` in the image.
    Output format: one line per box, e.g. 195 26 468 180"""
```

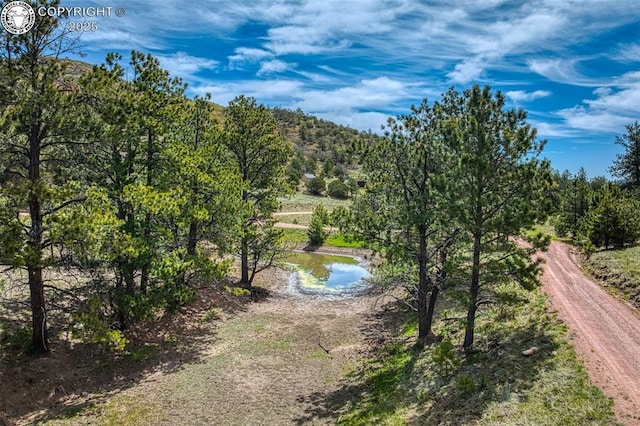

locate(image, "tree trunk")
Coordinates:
463 231 482 350
417 227 435 345
140 128 154 294
28 125 48 353
240 238 250 286
28 262 48 353
187 221 198 256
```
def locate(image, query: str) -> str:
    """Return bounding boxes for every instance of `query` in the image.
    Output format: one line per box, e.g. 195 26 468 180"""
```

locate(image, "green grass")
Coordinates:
275 213 312 226
324 233 365 248
279 228 307 244
279 228 365 249
338 288 616 425
278 192 351 212
525 221 572 243
583 245 640 309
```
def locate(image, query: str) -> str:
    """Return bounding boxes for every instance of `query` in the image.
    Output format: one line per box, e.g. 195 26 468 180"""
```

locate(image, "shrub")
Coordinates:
307 176 326 195
327 179 349 199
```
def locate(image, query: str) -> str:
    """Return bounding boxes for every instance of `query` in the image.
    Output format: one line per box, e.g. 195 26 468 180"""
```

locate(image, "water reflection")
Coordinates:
285 251 370 293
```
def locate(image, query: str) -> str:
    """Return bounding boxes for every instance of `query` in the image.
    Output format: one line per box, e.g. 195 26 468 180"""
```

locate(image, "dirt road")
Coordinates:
541 242 640 425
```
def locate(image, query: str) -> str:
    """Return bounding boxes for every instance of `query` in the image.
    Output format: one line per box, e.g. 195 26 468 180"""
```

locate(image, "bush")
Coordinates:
306 176 326 195
327 179 349 199
72 296 130 352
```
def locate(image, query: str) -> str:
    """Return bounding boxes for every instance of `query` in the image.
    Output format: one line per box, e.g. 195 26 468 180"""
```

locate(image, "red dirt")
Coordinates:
541 242 640 425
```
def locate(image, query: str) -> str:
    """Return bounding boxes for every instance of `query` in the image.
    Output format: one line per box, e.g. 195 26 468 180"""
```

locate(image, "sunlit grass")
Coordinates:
583 245 640 308
278 192 351 212
339 288 616 425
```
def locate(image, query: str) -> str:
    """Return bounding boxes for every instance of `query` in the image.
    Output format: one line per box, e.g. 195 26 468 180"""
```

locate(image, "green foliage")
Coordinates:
72 297 130 352
456 374 476 395
223 95 291 285
610 121 640 188
0 0 90 352
353 98 459 342
581 185 640 249
553 168 593 238
441 85 553 349
1 326 35 354
327 179 350 199
308 205 328 245
307 176 326 195
431 339 460 375
224 285 251 297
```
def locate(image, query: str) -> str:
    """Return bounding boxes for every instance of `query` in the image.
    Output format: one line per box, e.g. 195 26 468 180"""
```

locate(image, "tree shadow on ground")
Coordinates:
293 296 577 425
0 282 249 425
293 298 413 425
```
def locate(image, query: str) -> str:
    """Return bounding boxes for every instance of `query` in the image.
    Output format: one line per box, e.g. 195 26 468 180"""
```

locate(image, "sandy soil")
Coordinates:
540 242 640 425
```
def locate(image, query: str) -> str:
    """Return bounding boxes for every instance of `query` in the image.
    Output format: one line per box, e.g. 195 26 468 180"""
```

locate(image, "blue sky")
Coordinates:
61 0 640 177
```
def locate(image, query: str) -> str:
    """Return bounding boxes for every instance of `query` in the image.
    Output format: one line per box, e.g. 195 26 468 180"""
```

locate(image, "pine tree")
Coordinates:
353 99 458 344
610 121 640 188
442 85 552 350
0 0 85 353
222 96 291 286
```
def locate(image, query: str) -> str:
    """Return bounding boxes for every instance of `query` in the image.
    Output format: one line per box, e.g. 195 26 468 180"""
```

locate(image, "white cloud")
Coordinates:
448 59 485 84
556 72 640 132
294 77 407 111
613 43 640 62
506 90 552 102
191 79 304 106
228 48 273 69
156 52 218 80
257 59 295 76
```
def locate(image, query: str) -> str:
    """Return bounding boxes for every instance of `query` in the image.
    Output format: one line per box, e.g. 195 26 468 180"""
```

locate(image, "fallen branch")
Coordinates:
318 342 332 359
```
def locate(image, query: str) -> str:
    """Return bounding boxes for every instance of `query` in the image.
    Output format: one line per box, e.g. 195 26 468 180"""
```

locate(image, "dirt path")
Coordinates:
273 211 313 216
541 242 640 425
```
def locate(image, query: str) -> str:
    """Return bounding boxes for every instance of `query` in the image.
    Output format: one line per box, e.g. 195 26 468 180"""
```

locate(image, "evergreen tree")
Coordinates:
222 96 291 286
442 85 552 350
554 168 592 238
307 176 326 195
610 121 640 188
353 99 458 344
0 0 84 353
308 205 328 245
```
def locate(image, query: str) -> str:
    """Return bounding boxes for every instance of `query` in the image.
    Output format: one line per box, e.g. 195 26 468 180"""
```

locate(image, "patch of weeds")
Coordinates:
127 343 159 362
400 318 417 338
201 307 222 323
224 285 251 297
457 374 476 396
279 228 307 244
100 397 156 426
583 245 640 309
307 348 332 360
1 325 34 354
162 334 179 345
338 343 419 425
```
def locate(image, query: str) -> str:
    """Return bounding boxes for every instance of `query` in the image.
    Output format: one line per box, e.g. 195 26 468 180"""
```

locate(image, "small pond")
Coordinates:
285 251 370 295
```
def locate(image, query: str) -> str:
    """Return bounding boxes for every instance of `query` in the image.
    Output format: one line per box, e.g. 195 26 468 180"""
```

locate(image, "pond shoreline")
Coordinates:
293 242 377 260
